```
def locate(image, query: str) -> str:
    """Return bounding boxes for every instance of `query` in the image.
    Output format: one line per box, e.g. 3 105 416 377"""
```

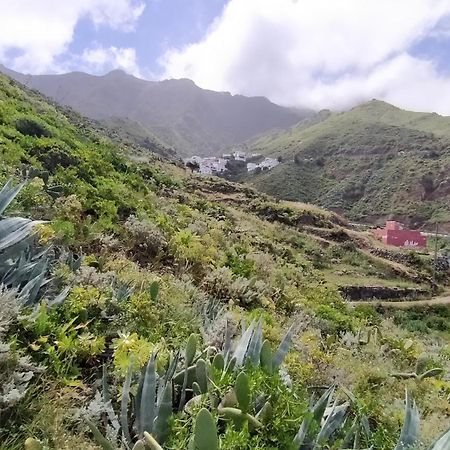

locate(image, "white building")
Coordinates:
247 162 259 172
233 151 246 161
199 157 227 174
259 158 279 170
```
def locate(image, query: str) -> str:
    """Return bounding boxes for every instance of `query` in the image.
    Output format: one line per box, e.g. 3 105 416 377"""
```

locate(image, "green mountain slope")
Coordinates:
245 100 450 228
0 65 307 157
1 74 450 449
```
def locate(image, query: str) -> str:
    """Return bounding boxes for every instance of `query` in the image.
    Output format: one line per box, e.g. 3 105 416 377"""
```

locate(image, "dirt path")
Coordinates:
349 295 450 309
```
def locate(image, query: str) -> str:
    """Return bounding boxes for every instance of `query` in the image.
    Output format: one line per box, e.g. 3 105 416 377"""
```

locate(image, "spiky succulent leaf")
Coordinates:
255 401 273 425
85 418 116 450
120 363 133 446
273 323 295 369
315 401 349 446
429 427 450 449
247 317 263 366
293 386 335 448
0 179 26 215
153 382 173 444
233 319 256 368
394 391 420 450
139 353 157 436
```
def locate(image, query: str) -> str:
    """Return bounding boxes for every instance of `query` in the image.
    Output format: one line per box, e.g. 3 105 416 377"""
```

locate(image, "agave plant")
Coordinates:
0 179 73 307
83 318 296 450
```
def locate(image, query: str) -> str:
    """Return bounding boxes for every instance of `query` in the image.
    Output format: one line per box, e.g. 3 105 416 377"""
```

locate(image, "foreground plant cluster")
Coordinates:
1 74 450 449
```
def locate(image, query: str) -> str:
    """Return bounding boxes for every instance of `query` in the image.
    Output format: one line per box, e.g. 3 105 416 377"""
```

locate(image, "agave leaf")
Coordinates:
85 418 116 450
101 365 120 433
0 219 45 253
0 179 26 215
139 353 157 436
47 286 71 308
273 323 295 369
394 391 420 450
428 426 450 449
233 319 256 368
20 266 47 306
293 386 335 448
315 401 349 446
247 317 263 366
0 217 32 240
153 382 173 443
223 318 232 363
120 364 134 446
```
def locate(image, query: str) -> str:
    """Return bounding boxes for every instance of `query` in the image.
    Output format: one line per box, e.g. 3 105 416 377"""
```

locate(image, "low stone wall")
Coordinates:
339 285 430 301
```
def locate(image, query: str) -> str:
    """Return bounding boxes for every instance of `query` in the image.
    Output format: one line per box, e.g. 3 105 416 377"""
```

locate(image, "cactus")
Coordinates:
260 340 273 374
179 334 198 410
195 358 208 393
234 371 250 413
391 353 444 381
149 281 159 302
212 353 225 372
194 408 219 450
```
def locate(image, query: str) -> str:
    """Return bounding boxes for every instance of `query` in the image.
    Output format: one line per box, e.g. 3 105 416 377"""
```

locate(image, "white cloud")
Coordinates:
0 0 145 73
81 46 141 77
161 0 450 113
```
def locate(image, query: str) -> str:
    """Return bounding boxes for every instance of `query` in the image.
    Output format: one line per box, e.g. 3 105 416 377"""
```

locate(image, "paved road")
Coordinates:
349 295 450 309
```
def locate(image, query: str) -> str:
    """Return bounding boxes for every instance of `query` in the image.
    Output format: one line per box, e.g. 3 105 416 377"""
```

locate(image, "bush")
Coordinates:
14 117 52 137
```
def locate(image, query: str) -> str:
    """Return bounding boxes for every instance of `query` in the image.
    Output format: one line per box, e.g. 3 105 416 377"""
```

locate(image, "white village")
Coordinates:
185 151 280 175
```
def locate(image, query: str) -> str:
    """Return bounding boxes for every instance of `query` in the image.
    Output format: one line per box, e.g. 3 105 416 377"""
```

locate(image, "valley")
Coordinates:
1 69 450 450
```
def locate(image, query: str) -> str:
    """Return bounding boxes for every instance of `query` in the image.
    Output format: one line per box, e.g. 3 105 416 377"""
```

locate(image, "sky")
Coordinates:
2 0 450 113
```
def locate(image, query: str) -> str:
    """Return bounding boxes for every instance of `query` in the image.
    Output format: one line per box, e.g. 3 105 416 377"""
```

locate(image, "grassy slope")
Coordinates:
245 100 450 228
1 75 450 449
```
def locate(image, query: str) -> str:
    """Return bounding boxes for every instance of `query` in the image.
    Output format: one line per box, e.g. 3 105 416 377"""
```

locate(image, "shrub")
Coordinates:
124 216 169 265
14 117 52 138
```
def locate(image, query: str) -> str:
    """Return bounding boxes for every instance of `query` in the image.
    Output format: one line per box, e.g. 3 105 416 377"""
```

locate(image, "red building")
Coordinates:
373 221 427 248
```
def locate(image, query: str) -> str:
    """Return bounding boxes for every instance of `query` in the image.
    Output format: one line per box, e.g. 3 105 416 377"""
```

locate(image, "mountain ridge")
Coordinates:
241 99 450 228
0 64 309 156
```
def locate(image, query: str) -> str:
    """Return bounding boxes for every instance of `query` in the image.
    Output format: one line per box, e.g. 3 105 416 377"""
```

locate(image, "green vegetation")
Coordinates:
244 100 450 228
1 74 450 449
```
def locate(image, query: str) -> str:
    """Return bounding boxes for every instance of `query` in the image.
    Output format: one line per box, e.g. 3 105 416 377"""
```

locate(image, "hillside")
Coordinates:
244 100 450 228
1 73 450 449
0 65 306 157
